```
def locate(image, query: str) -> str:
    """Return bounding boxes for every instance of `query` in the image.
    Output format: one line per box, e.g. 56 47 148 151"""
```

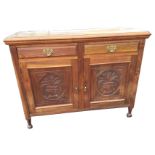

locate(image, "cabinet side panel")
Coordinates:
9 46 30 119
128 40 146 109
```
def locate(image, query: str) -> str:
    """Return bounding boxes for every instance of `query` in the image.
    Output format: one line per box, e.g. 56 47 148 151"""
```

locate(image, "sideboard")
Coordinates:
4 29 151 128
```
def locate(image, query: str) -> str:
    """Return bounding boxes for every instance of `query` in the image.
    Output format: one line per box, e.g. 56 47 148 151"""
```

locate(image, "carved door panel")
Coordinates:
84 55 133 109
19 57 78 115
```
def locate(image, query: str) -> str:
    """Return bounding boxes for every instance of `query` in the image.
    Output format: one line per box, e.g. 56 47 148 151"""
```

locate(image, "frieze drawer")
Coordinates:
85 41 139 55
17 43 77 58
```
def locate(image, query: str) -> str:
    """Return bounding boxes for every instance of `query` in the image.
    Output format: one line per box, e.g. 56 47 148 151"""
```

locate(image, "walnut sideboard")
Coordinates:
4 29 151 128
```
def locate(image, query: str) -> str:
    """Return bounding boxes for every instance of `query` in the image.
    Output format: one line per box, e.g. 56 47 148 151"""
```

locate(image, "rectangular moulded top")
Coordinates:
4 28 151 45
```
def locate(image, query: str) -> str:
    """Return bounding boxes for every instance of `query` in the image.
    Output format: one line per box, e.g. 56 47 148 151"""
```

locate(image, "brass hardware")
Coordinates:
84 86 87 92
74 87 78 93
107 44 117 53
43 48 54 56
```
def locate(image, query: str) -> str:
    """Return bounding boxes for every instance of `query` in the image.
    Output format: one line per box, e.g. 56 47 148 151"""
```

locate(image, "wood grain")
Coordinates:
85 41 139 54
9 46 31 120
18 43 77 58
4 29 151 45
19 57 79 114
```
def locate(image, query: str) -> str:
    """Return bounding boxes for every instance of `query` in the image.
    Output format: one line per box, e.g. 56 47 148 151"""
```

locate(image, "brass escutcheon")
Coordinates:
43 48 54 56
106 44 117 53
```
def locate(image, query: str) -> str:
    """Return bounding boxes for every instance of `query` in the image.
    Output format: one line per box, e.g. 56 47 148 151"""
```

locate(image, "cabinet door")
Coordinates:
84 54 134 109
19 57 78 115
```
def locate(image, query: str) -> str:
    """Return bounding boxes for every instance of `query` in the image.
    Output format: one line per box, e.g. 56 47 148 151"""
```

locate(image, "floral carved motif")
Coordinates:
30 68 71 106
40 72 65 101
96 70 120 96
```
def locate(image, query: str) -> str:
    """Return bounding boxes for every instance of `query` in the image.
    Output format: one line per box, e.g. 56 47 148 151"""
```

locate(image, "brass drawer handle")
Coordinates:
106 44 117 53
43 48 54 56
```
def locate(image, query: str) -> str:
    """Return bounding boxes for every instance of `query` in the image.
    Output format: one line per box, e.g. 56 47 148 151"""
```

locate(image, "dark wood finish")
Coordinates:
19 56 78 114
84 54 133 109
29 67 72 107
4 29 151 128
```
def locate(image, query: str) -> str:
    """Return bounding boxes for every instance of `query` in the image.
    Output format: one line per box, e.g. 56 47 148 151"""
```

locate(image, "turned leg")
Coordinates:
127 107 133 117
27 118 33 129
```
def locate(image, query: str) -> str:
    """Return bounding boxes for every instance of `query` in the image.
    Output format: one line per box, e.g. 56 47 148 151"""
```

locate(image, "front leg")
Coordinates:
27 118 33 129
127 107 133 117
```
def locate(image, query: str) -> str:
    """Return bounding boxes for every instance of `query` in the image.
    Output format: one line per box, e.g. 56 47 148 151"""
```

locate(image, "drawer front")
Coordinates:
85 41 139 55
18 44 77 58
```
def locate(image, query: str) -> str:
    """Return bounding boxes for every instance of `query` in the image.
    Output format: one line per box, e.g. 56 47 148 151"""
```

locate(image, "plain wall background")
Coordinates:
0 0 154 155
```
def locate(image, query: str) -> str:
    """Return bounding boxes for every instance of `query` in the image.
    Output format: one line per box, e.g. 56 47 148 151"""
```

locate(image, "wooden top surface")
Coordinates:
4 28 151 45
